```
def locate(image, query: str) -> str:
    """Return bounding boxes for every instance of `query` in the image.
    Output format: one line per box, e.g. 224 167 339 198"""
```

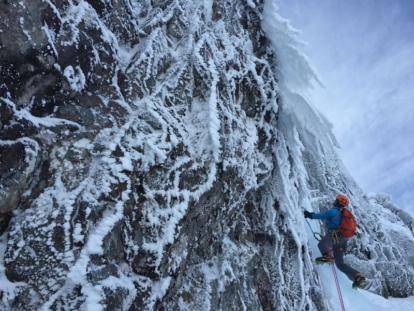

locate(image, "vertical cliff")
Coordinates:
0 1 413 310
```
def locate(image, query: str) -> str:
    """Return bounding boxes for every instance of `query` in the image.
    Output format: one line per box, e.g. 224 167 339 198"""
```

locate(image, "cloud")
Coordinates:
276 0 414 215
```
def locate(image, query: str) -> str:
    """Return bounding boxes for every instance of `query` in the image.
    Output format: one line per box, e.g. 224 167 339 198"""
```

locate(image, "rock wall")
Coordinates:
0 0 326 310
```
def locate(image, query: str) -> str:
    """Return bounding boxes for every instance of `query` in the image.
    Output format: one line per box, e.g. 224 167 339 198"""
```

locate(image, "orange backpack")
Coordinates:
337 208 357 238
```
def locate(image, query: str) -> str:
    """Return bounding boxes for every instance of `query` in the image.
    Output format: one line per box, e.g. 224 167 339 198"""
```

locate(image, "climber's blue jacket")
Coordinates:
311 206 342 230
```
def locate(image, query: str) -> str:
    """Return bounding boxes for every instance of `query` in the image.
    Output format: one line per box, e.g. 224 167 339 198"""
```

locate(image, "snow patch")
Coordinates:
63 65 86 92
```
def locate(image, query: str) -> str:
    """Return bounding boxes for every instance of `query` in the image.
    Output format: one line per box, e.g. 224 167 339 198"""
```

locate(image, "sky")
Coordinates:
275 0 414 216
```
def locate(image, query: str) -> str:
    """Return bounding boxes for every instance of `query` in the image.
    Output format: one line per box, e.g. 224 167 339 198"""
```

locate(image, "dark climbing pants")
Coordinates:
318 233 359 280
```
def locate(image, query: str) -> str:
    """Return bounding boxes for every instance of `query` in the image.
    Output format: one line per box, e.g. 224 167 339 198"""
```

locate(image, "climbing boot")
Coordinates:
352 273 367 289
315 252 334 265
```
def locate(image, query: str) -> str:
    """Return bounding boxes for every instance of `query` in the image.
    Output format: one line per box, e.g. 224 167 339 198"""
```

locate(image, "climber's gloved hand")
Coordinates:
304 210 314 219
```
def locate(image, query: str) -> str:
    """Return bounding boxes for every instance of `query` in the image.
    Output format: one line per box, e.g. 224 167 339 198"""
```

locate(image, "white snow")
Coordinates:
207 59 222 162
63 65 87 92
42 22 59 58
1 97 81 128
0 233 27 305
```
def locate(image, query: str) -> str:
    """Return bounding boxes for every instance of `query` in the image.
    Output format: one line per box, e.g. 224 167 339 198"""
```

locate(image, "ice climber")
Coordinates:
303 194 367 289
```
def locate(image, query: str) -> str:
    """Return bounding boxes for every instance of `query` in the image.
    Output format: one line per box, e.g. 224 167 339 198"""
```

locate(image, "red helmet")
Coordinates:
336 194 350 207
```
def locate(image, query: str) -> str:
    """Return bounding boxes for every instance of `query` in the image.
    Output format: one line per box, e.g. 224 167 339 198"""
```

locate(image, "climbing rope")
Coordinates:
320 234 346 311
303 210 346 311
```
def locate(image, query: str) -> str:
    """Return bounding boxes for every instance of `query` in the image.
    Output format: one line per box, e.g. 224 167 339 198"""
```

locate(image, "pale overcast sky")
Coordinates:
275 0 414 216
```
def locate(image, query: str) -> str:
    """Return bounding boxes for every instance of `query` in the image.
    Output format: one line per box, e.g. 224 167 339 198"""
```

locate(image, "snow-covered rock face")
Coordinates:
0 0 413 310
